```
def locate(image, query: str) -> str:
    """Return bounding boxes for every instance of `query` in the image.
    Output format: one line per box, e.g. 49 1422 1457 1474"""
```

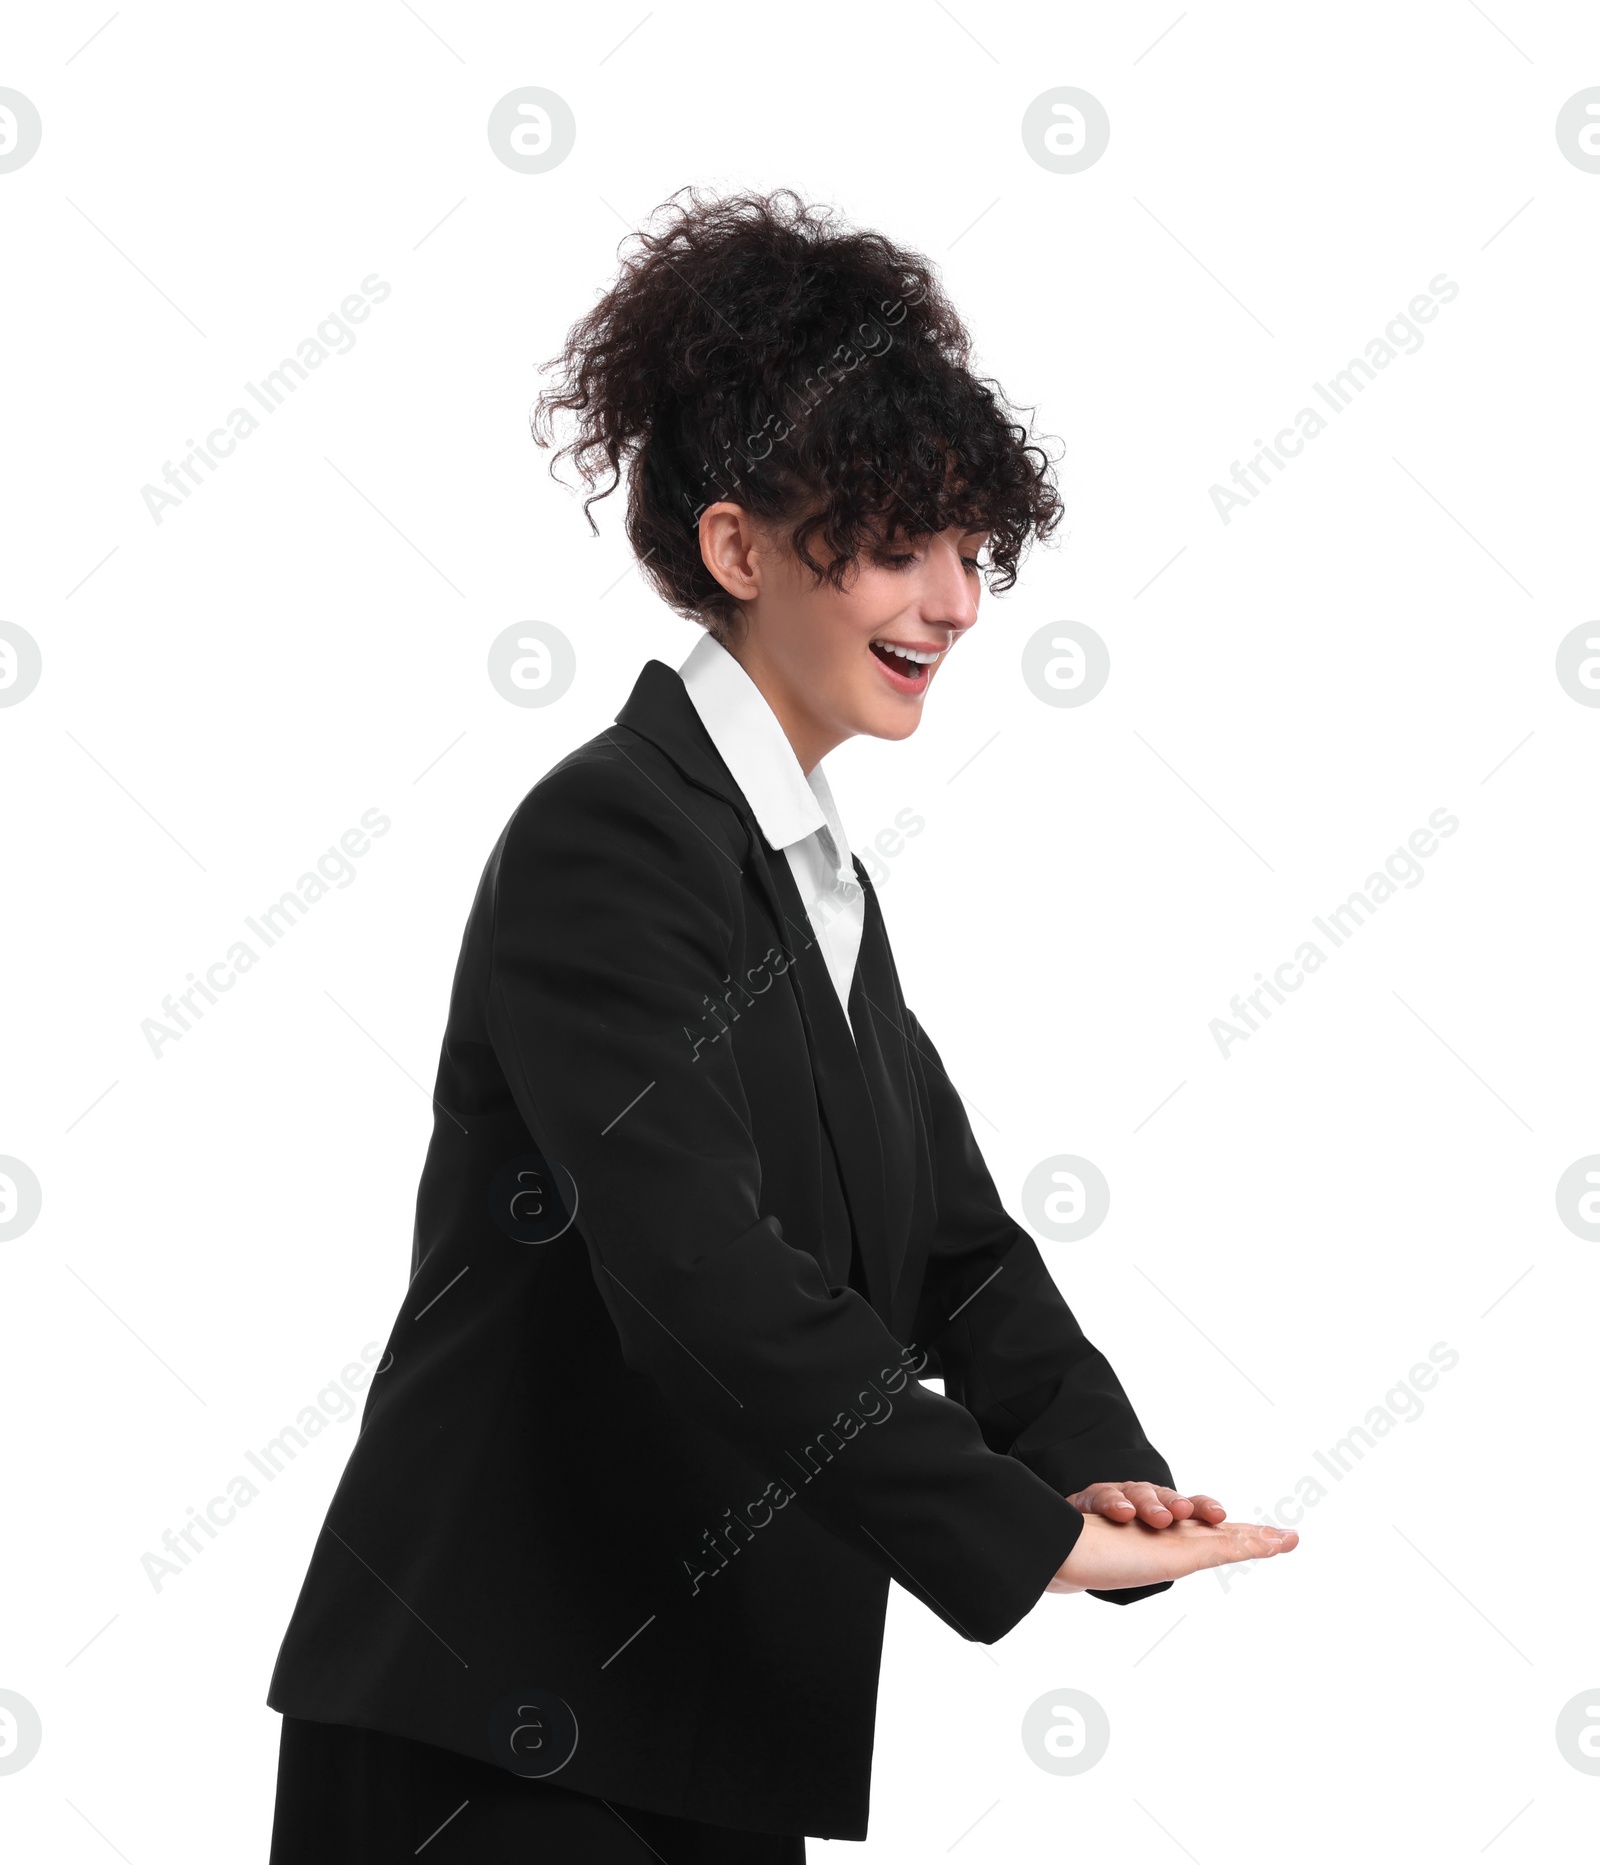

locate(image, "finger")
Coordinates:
1206 1521 1297 1566
1065 1484 1138 1518
1118 1481 1176 1525
1245 1523 1297 1555
1089 1486 1140 1518
1182 1493 1228 1523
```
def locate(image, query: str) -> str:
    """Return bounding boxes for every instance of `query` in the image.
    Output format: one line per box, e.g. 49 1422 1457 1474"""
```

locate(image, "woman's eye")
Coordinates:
874 548 986 572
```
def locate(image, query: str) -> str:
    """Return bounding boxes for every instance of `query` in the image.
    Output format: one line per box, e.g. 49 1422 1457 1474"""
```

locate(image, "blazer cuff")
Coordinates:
979 1495 1086 1641
1085 1577 1175 1606
1009 1445 1178 1607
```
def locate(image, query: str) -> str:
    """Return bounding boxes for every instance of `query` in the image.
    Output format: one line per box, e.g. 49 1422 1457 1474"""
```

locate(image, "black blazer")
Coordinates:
267 656 1174 1840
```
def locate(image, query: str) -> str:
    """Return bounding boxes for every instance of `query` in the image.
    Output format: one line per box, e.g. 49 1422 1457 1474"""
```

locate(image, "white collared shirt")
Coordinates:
678 631 865 1038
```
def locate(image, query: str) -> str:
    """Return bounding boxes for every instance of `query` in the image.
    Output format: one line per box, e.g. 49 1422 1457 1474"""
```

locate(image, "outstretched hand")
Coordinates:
1047 1485 1297 1595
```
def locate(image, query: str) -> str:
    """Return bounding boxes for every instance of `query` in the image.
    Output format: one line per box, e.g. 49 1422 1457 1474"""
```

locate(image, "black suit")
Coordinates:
266 656 1174 1842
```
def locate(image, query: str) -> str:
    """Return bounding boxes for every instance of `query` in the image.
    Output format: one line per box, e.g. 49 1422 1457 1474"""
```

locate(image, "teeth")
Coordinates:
873 641 942 665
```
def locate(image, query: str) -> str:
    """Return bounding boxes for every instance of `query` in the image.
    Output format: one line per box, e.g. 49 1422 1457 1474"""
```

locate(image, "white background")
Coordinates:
3 2 1597 1857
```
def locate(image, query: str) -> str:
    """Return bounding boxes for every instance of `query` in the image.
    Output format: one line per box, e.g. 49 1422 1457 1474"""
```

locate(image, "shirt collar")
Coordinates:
677 631 857 884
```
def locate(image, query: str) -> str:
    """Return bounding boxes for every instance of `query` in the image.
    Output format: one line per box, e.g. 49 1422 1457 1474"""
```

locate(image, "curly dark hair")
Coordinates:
530 186 1064 635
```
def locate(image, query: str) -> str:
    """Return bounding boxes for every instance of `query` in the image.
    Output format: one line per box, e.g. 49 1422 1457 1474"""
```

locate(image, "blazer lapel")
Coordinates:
613 660 899 1316
743 833 897 1314
844 871 918 1308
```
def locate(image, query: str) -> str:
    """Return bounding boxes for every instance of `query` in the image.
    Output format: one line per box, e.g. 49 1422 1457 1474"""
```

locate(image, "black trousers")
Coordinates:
268 1715 808 1863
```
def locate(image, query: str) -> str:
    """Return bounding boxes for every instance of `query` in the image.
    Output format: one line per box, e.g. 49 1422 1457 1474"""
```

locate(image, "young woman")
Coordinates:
265 187 1296 1862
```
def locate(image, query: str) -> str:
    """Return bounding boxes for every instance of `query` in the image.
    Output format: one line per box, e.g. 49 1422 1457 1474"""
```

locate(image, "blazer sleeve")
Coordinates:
901 1007 1176 1607
484 749 1085 1644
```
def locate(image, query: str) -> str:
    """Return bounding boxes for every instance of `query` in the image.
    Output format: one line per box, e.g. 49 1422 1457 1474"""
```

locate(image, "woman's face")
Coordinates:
699 504 988 773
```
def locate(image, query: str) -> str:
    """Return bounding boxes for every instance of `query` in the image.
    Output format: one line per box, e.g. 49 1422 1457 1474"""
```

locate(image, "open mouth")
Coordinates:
868 638 943 694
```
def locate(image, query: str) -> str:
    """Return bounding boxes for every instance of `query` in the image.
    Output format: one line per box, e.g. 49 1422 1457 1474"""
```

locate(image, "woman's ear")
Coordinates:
697 502 763 604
